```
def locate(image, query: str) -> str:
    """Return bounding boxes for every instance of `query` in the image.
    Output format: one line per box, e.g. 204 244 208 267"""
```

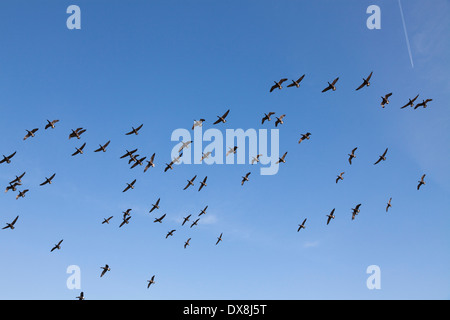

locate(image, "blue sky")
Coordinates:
0 0 449 300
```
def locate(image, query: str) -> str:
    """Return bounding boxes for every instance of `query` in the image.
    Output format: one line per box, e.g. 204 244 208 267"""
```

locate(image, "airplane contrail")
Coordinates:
398 0 414 68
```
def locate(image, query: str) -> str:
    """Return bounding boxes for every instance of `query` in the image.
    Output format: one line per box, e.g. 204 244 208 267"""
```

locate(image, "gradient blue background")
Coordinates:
0 0 449 299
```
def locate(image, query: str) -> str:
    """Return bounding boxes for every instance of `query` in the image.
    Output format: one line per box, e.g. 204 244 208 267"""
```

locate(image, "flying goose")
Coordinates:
166 229 176 238
72 143 86 156
414 99 433 109
374 148 388 165
10 172 26 185
336 172 345 184
261 112 275 124
192 119 206 130
178 141 193 153
149 198 161 213
69 128 86 140
298 132 311 144
183 175 197 190
120 149 138 159
130 156 147 169
401 94 419 109
216 233 223 245
144 153 156 172
125 124 143 135
0 152 16 164
198 176 207 191
122 209 132 218
119 216 131 228
100 264 111 277
23 128 39 141
147 275 156 288
184 238 191 249
200 151 212 162
154 213 166 223
213 109 230 125
102 216 113 224
348 147 358 165
76 292 85 300
381 93 393 108
45 119 60 130
251 154 263 165
287 74 306 88
351 204 362 220
275 114 286 127
386 198 392 212
2 216 19 230
164 161 174 172
241 172 251 186
190 218 200 228
182 214 191 226
355 72 373 91
198 206 208 216
122 179 136 192
226 146 238 157
40 173 56 186
417 174 426 190
128 153 140 164
326 209 336 225
276 152 288 164
16 189 29 200
270 78 288 92
322 77 339 92
297 218 307 232
5 182 21 193
51 239 64 252
94 140 111 153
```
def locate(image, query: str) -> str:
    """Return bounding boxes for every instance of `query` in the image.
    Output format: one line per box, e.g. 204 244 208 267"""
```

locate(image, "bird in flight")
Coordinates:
381 93 393 108
2 216 19 230
213 109 230 125
297 218 307 232
0 152 16 164
144 153 156 172
183 175 197 190
336 172 345 184
401 94 419 109
287 74 306 88
417 174 426 190
200 151 212 162
76 292 85 300
51 239 64 252
386 198 392 212
72 143 86 156
226 146 238 157
100 264 111 277
184 238 191 249
178 141 193 153
23 128 39 141
326 209 335 225
149 198 161 213
298 132 311 144
351 204 362 220
119 216 132 228
120 149 138 159
275 114 286 127
166 229 176 238
198 206 208 217
123 179 136 192
45 119 60 130
40 173 56 186
270 78 288 92
276 152 288 164
216 233 223 245
16 189 29 200
192 119 206 130
69 128 86 140
348 147 358 165
130 156 147 169
355 72 373 91
322 77 339 92
198 176 208 191
154 213 166 223
261 112 275 124
10 172 26 185
125 124 143 135
5 182 21 193
94 140 111 153
147 275 156 288
241 172 251 186
251 154 263 165
414 99 433 109
190 218 200 228
102 216 113 224
374 148 388 165
182 214 191 226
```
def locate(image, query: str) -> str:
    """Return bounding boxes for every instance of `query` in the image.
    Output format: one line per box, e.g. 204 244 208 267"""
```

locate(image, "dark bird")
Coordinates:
178 141 193 153
297 218 307 232
0 152 17 164
417 174 426 190
287 74 306 88
94 140 111 153
322 77 339 92
213 109 230 125
261 112 275 124
16 189 29 200
184 238 191 249
102 216 113 224
144 153 156 172
76 292 85 300
23 128 39 141
183 175 197 190
336 172 345 184
182 214 191 226
2 216 19 230
192 119 206 130
198 206 208 216
216 233 223 245
226 146 238 157
164 161 174 172
128 153 140 164
126 124 143 135
130 156 147 169
241 172 251 186
198 176 208 191
100 264 110 277
119 216 131 228
190 218 200 228
166 229 176 238
40 173 56 186
10 172 26 185
251 154 263 165
149 198 161 213
374 148 388 165
51 239 64 252
401 94 419 109
123 179 136 192
120 149 138 159
276 152 288 164
5 182 21 193
414 99 433 109
355 72 373 91
326 209 336 225
122 209 132 218
45 119 60 130
381 93 393 108
72 143 86 156
69 128 86 140
275 114 286 127
348 147 358 165
270 78 288 92
298 132 311 144
147 275 156 288
386 198 392 212
154 213 166 223
351 204 362 220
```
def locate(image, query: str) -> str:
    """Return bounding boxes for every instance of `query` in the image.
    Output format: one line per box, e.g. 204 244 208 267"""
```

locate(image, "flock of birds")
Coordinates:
1 71 431 300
